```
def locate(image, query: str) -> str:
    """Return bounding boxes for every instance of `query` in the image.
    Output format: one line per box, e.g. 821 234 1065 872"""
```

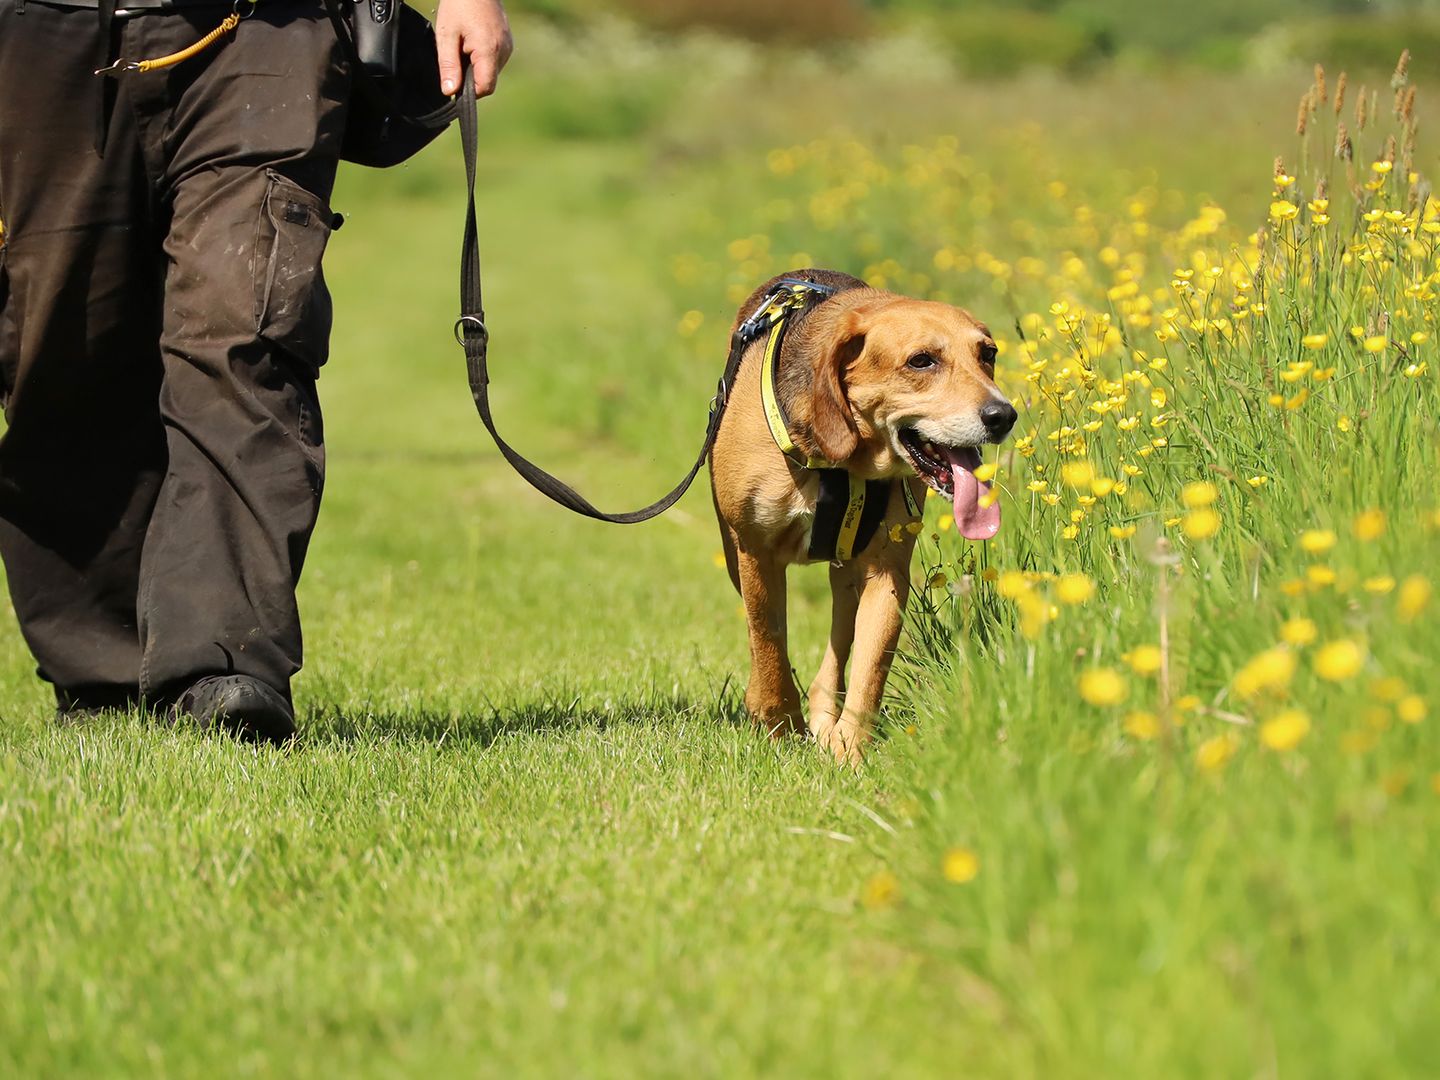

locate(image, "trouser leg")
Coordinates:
0 1 164 707
127 7 349 700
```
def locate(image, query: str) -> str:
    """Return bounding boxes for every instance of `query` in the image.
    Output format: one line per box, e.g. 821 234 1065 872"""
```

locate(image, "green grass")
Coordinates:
2 51 1436 1078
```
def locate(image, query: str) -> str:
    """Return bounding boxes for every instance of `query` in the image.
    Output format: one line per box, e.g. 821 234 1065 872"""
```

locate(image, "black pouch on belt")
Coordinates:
326 0 458 168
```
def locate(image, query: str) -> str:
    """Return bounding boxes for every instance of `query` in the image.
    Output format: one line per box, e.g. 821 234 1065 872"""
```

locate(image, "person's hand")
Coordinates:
435 0 513 99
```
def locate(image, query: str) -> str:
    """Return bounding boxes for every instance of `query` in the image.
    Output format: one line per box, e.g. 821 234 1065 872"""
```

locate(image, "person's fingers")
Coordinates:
467 33 511 97
469 54 498 97
436 26 463 96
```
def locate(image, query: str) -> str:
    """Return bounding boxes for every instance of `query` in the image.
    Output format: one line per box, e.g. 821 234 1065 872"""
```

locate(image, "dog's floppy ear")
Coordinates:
811 312 864 463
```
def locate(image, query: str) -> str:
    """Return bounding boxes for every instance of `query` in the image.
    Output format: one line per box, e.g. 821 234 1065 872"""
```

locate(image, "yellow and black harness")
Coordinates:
737 279 922 563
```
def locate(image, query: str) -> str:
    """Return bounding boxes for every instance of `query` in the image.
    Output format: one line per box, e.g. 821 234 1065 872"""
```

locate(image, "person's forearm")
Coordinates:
435 0 513 98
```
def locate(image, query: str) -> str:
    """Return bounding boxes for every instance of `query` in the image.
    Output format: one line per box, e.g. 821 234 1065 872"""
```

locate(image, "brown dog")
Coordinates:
710 269 1016 763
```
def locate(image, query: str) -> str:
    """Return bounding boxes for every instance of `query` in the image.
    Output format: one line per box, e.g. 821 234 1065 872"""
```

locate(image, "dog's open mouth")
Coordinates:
898 429 1001 540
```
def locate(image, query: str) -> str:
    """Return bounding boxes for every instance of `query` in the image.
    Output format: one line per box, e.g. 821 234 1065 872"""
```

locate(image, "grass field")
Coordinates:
2 29 1437 1078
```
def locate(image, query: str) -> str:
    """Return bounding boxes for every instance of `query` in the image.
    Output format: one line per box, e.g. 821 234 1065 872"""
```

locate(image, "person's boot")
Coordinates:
171 675 296 746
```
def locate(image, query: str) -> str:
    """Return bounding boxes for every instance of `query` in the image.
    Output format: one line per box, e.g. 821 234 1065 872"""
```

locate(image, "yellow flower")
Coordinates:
1017 590 1053 640
1301 333 1329 349
1123 644 1163 676
1181 481 1217 508
1247 475 1270 488
941 847 980 884
1299 529 1337 554
1363 576 1396 594
928 572 948 590
1061 460 1095 488
1342 729 1378 755
1313 639 1365 681
996 570 1028 599
861 870 901 911
1260 709 1311 751
1397 695 1426 724
1353 509 1386 541
1109 524 1137 540
1233 647 1297 698
1337 415 1353 432
1382 769 1411 798
1123 711 1160 740
1078 667 1128 707
1183 508 1220 539
1397 575 1432 622
1280 618 1318 645
973 462 998 483
1269 200 1300 222
1306 565 1337 588
1363 335 1388 353
1196 732 1240 774
1056 573 1096 605
1370 676 1407 702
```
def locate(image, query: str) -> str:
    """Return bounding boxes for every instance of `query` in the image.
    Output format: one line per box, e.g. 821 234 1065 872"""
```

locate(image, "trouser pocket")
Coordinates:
253 169 334 374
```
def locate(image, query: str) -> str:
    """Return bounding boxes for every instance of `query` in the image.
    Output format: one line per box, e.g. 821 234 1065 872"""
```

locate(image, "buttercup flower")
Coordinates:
1196 732 1240 773
1261 709 1311 751
1314 640 1365 681
942 847 980 883
1079 667 1128 706
1056 573 1096 605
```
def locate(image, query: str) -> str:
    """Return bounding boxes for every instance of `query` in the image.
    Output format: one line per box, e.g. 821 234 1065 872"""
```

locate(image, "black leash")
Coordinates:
455 75 798 524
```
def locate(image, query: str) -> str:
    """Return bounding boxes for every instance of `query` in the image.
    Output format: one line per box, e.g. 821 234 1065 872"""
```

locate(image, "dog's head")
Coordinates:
809 295 1016 539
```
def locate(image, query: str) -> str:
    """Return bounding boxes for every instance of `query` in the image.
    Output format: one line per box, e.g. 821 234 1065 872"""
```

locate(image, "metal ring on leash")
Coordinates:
454 315 489 346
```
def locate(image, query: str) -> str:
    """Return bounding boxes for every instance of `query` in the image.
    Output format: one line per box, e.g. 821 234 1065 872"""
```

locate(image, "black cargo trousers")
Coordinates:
0 0 349 710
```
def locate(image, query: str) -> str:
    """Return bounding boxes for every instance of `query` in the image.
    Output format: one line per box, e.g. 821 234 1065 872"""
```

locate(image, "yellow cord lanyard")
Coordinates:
95 0 257 77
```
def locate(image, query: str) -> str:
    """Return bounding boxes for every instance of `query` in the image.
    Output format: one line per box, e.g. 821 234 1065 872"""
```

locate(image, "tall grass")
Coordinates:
672 57 1439 1074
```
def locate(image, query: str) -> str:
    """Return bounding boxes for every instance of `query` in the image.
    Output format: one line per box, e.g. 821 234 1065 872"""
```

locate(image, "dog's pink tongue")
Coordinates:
943 446 1000 540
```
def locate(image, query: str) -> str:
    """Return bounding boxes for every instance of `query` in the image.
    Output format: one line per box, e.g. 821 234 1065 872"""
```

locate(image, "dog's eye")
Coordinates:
907 352 939 371
979 342 998 367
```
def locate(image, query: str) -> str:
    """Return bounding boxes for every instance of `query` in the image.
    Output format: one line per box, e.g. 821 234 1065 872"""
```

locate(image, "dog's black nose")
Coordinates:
981 401 1018 439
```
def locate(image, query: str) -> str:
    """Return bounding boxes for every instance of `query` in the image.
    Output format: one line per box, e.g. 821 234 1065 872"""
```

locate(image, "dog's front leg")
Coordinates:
736 547 805 737
826 562 911 764
808 563 859 747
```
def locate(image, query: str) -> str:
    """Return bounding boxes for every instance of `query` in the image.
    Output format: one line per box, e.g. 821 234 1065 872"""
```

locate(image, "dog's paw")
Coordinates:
816 721 867 766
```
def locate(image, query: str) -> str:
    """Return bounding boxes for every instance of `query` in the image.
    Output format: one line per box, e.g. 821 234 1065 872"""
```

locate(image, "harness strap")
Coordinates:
808 471 895 563
756 283 834 470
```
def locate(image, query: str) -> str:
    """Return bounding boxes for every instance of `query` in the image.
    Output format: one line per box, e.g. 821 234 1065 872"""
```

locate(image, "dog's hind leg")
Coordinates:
808 562 859 748
735 546 805 738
